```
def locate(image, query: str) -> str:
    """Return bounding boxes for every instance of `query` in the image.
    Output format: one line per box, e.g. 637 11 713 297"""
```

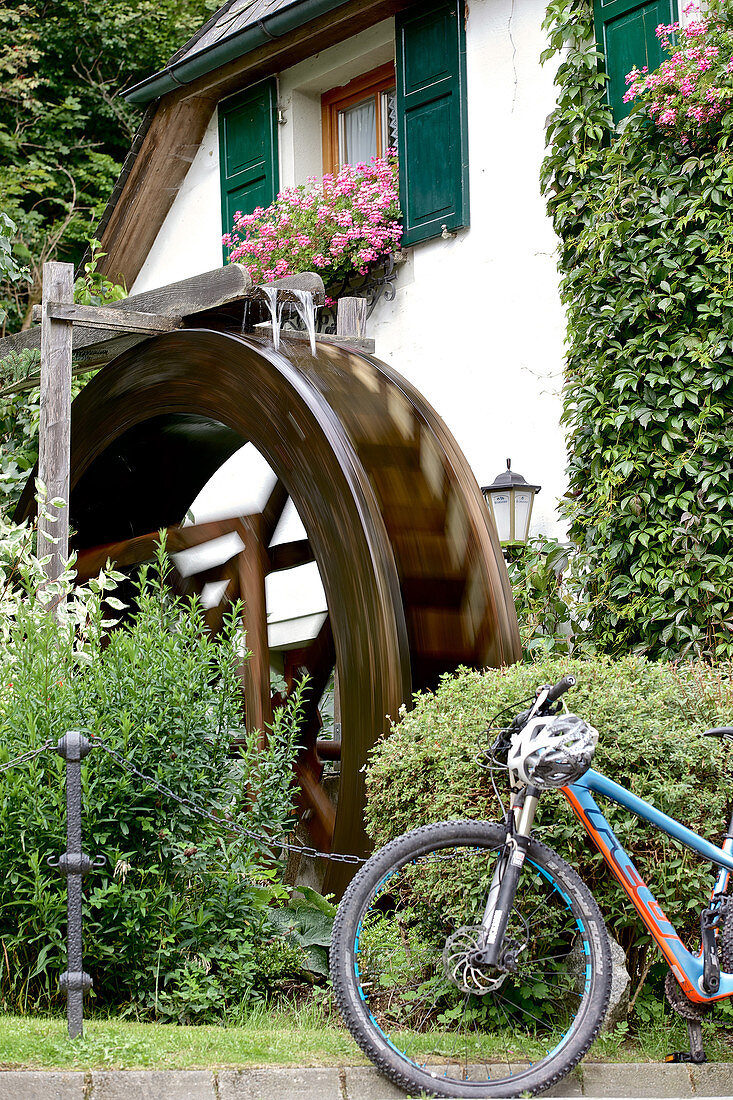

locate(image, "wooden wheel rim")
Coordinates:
18 328 520 892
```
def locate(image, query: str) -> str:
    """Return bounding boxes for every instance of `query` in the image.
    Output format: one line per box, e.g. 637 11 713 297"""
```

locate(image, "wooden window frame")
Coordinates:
321 61 396 175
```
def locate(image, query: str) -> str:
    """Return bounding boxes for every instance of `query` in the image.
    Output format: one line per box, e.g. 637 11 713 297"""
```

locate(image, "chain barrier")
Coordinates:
91 734 366 865
0 740 54 773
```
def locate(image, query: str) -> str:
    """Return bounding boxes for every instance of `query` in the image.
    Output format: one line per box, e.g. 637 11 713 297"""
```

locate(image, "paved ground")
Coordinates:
0 1063 732 1100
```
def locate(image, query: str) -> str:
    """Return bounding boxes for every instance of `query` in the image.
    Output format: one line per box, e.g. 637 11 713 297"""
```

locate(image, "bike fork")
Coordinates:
476 787 540 968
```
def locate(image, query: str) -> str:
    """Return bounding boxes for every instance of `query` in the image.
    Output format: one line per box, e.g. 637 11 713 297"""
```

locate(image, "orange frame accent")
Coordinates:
560 785 725 1005
321 61 396 175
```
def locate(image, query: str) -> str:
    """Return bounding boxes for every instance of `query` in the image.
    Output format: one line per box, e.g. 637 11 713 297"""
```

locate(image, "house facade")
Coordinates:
97 0 677 540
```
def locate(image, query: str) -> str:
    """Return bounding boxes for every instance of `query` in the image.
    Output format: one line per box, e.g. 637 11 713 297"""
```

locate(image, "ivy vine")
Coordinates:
541 0 733 660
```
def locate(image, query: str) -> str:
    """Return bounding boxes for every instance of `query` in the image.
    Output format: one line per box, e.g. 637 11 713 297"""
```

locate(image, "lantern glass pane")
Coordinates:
514 491 533 543
489 491 512 542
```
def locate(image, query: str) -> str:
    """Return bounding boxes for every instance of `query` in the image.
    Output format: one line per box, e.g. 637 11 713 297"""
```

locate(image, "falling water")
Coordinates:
240 299 249 334
259 285 284 350
290 289 318 356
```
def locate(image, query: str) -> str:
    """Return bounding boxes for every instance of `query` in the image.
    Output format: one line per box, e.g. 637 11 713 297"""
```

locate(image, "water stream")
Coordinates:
259 285 284 350
290 289 318 356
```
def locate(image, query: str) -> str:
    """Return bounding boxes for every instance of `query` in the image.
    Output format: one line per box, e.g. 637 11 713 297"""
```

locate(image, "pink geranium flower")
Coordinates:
624 1 733 145
224 156 402 287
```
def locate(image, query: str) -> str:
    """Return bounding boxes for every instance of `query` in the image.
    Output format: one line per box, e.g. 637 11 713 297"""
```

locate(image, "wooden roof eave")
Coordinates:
98 0 413 290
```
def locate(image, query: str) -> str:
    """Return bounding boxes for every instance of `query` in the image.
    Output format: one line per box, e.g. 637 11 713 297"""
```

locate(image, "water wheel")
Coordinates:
18 329 519 891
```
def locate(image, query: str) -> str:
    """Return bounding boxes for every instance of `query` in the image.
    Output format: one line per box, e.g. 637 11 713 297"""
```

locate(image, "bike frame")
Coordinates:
562 769 733 1004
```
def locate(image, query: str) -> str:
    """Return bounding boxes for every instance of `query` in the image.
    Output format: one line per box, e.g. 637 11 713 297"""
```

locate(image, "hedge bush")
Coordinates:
0 528 327 1020
365 656 733 1009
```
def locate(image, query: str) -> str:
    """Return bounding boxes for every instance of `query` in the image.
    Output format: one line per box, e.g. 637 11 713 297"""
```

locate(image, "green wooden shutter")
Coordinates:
395 0 469 247
594 0 676 122
219 79 278 254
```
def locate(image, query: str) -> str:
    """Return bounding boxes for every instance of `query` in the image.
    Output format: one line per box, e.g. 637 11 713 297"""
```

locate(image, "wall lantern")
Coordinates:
481 459 541 546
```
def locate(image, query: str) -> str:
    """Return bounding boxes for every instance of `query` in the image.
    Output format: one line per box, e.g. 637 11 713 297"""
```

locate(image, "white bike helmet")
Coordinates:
507 713 598 789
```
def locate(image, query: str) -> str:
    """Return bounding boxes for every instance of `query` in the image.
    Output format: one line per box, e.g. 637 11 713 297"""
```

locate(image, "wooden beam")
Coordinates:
31 302 182 334
38 263 74 581
0 264 255 395
98 92 217 289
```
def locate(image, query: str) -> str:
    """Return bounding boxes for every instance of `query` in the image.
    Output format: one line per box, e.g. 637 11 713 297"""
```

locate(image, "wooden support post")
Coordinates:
336 296 367 339
236 515 273 736
38 262 74 581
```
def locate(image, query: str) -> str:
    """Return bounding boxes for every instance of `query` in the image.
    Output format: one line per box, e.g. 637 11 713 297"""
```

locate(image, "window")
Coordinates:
594 0 678 122
321 63 397 174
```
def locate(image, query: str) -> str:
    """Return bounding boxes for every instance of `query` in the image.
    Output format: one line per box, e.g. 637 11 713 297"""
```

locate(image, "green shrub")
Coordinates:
0 526 321 1019
365 656 733 1003
507 537 585 660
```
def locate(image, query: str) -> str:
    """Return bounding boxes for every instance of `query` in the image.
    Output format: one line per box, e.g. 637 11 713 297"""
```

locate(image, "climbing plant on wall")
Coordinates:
541 0 733 661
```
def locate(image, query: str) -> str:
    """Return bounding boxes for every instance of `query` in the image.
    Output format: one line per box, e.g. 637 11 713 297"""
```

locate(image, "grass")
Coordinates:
0 1001 731 1071
0 1004 366 1071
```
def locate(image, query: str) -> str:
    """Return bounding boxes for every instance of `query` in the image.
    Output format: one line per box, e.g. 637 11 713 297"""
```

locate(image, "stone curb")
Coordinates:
0 1063 731 1099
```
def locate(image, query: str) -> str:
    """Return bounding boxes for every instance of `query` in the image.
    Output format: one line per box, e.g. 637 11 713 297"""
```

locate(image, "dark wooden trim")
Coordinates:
98 92 217 287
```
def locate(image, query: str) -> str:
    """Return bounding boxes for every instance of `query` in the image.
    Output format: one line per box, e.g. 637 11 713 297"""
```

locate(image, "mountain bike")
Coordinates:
330 675 733 1098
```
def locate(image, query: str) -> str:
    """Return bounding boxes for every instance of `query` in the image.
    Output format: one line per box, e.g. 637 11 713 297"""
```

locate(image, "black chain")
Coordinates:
91 735 365 865
0 740 54 773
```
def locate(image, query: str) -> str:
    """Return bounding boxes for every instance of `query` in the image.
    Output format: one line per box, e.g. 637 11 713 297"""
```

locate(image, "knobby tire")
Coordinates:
331 820 612 1098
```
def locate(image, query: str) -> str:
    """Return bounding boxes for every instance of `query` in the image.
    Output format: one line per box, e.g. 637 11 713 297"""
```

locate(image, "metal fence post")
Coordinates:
49 731 102 1039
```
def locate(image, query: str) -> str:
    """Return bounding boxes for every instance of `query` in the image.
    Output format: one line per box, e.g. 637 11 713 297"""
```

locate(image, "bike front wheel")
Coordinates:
331 819 611 1098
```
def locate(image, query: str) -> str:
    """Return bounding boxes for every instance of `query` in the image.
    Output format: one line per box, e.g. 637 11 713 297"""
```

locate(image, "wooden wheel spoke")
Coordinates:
261 478 289 547
75 530 161 579
75 517 243 580
234 515 272 736
294 758 336 852
287 617 335 732
268 538 314 572
167 516 241 550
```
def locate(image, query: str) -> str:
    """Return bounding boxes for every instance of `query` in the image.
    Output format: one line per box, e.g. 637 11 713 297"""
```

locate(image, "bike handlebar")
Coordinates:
545 675 576 703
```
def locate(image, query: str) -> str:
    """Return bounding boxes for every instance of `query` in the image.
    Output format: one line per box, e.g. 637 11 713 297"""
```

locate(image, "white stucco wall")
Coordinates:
131 0 566 538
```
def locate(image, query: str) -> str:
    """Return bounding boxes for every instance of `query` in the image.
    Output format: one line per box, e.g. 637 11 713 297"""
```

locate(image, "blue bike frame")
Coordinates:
562 769 733 1004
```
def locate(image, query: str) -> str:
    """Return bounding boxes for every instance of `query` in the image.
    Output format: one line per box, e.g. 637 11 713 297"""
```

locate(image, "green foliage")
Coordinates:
0 370 92 517
266 887 337 978
542 0 733 661
0 215 28 326
365 656 733 1011
0 0 214 329
507 537 583 659
73 240 127 306
0 524 322 1019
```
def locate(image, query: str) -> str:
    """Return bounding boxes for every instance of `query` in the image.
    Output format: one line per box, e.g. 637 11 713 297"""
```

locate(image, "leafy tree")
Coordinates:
0 0 215 331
